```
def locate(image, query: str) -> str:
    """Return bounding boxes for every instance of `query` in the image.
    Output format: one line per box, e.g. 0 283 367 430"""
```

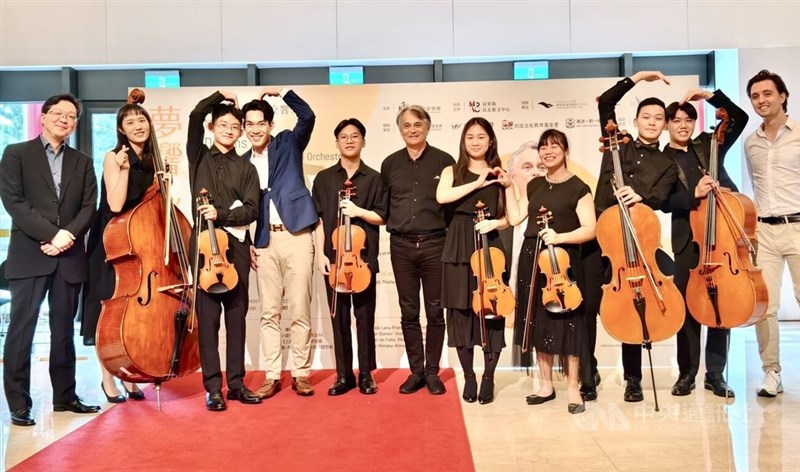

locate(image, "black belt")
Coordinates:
758 213 800 225
394 230 446 243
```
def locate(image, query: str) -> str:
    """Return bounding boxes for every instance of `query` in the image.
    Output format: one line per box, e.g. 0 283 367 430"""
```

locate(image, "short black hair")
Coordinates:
747 69 790 112
636 97 666 117
42 94 83 118
241 99 275 123
333 118 366 138
665 101 698 121
211 103 243 124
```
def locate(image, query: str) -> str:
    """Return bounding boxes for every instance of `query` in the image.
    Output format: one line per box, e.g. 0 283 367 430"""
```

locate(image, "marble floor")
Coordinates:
0 320 798 471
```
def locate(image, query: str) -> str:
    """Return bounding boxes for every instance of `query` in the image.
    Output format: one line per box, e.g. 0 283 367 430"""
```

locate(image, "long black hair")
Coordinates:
453 117 500 185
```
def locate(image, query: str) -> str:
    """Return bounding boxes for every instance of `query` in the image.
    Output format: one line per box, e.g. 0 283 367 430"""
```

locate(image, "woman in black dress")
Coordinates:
81 96 156 402
499 129 596 414
436 117 508 404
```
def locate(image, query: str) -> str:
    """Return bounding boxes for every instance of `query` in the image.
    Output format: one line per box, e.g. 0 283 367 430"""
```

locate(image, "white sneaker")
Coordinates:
757 370 784 397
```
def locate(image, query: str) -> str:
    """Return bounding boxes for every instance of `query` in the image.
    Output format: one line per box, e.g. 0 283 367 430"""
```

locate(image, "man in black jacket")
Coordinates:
0 94 99 426
662 88 748 398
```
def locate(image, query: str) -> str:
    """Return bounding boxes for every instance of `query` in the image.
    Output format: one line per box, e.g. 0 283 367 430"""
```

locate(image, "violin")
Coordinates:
328 180 371 315
196 188 238 294
536 207 583 313
686 108 768 328
595 120 685 410
470 201 515 346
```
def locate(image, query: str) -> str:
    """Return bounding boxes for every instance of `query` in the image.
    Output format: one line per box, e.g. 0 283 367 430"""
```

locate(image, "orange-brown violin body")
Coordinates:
329 223 371 293
470 246 515 318
197 190 238 294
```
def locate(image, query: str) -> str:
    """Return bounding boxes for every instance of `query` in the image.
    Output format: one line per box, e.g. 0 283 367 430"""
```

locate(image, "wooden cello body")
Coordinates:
686 109 768 328
96 89 200 384
596 120 685 345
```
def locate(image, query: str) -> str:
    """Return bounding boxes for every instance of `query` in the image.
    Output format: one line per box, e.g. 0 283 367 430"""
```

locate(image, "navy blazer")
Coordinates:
244 90 317 247
0 137 97 282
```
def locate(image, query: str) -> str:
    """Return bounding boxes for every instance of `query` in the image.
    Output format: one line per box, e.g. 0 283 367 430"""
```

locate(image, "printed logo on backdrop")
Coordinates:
430 123 443 132
537 101 554 109
451 123 463 131
511 121 561 129
520 100 531 110
382 123 393 133
502 120 514 130
468 100 511 113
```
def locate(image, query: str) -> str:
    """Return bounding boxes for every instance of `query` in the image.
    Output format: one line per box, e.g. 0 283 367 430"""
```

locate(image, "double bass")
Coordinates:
536 207 583 314
97 89 200 407
328 180 371 316
470 201 515 346
686 109 768 328
596 120 685 409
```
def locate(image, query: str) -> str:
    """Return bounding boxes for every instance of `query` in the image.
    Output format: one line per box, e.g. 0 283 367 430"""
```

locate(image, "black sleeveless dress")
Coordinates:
513 175 590 366
81 151 154 345
441 171 506 352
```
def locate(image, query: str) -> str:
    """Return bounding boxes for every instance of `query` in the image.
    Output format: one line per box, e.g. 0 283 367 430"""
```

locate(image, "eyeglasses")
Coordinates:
244 121 269 131
215 122 241 132
337 134 363 142
401 122 426 131
47 110 78 123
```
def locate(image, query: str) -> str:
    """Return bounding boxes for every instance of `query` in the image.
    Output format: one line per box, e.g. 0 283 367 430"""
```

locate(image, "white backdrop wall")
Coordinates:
138 75 700 371
1 1 799 68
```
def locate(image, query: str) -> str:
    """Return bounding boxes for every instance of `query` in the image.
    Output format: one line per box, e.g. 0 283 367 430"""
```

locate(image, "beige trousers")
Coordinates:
254 228 315 379
754 221 800 373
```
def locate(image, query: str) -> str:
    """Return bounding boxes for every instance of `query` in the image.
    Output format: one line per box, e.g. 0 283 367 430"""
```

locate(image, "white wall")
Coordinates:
1 0 799 67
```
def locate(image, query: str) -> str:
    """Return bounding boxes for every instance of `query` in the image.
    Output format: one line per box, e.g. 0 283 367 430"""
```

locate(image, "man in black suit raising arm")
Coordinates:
0 94 99 426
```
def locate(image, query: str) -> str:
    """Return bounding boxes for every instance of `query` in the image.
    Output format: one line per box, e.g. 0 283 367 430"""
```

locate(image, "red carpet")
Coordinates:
10 369 475 472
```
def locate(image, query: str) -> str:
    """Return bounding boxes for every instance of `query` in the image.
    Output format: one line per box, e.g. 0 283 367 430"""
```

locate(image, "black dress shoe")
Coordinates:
462 373 477 403
358 373 378 395
671 375 696 396
526 391 556 405
624 381 644 402
704 372 735 398
328 377 357 396
399 373 427 394
478 376 494 405
101 382 126 403
10 408 35 426
580 386 597 402
123 383 145 401
426 374 446 395
226 387 262 404
53 398 101 414
205 391 227 411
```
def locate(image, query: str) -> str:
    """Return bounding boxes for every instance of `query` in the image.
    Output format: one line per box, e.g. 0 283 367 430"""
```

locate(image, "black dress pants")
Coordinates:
325 275 377 379
390 234 446 376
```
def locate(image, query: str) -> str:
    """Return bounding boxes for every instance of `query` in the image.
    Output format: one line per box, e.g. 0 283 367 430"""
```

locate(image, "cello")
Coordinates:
196 188 239 294
96 89 200 408
470 200 515 346
596 120 685 410
686 109 768 328
328 180 371 316
536 207 583 314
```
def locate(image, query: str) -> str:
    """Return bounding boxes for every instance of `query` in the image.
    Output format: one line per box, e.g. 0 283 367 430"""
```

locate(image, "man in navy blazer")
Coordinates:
242 87 318 398
0 94 99 426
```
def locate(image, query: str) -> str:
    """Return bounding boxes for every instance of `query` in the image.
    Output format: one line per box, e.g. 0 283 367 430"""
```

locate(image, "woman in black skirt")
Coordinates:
81 96 156 402
436 117 508 405
498 129 596 414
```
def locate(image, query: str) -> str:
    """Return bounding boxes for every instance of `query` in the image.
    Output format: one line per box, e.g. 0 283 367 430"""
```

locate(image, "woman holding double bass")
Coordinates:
499 129 596 415
81 92 157 402
436 117 509 405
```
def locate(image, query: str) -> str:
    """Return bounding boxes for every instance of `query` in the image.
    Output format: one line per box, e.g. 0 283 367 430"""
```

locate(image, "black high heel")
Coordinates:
123 383 146 401
462 373 477 403
478 376 494 405
101 382 126 403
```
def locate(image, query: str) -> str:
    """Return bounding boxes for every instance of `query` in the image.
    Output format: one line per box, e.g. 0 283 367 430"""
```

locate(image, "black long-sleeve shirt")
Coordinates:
186 92 260 231
312 160 388 273
380 144 455 234
594 77 678 216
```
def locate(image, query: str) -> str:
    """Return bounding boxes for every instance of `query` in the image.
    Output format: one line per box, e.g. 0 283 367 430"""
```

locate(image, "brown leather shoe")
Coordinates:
292 377 314 396
255 379 281 399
